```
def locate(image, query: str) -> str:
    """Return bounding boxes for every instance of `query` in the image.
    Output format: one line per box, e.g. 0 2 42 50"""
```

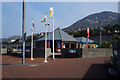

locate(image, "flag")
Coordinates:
50 7 53 17
41 13 47 22
87 27 89 37
31 19 35 31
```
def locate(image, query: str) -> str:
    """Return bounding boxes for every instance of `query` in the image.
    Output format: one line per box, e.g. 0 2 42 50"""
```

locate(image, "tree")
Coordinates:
98 41 112 48
113 34 120 43
1 41 8 44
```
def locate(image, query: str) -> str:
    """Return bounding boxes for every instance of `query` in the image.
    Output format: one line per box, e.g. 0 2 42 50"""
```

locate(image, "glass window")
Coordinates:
56 42 60 48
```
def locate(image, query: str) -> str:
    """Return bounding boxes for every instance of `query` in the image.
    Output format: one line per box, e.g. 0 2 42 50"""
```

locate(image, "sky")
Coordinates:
2 2 119 38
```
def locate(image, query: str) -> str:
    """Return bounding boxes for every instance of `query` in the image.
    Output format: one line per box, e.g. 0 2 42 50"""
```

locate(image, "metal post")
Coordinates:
31 27 34 60
44 13 48 63
87 36 89 45
52 16 55 60
85 36 89 48
22 0 25 64
85 37 88 48
100 30 102 44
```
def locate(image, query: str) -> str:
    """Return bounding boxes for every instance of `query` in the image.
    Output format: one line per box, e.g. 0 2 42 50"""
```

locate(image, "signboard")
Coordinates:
69 50 76 53
114 50 117 56
95 45 98 48
22 32 26 42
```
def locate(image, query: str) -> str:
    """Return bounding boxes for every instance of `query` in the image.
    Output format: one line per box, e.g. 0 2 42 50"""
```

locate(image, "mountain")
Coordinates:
0 35 21 43
63 11 120 32
0 38 8 43
7 35 21 40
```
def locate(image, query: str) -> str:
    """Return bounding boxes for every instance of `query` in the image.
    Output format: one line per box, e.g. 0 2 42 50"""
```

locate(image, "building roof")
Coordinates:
75 37 95 44
37 27 78 42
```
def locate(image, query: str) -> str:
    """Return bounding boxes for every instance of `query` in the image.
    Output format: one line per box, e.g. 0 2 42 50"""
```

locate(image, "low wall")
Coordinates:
33 48 44 58
61 48 82 58
82 48 113 58
1 48 7 54
46 48 51 58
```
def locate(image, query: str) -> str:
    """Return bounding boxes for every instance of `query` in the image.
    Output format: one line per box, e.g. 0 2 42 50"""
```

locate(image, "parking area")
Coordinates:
1 55 110 79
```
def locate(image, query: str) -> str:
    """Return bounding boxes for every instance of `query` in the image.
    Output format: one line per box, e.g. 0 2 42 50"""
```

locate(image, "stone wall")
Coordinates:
82 48 113 58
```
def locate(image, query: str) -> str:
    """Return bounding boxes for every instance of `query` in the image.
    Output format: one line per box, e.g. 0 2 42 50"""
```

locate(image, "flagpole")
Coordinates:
52 8 55 60
85 37 88 48
50 6 55 60
22 0 25 64
88 36 89 45
44 13 48 63
31 19 34 60
86 27 89 48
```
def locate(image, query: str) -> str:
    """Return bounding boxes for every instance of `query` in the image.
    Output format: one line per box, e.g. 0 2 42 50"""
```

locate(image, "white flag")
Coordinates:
50 7 53 17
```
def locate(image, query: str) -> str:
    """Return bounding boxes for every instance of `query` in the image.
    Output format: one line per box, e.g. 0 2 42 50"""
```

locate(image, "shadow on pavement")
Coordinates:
83 64 108 80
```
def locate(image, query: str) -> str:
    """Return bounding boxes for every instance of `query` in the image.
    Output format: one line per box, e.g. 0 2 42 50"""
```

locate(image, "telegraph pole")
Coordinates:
100 30 102 44
22 0 25 64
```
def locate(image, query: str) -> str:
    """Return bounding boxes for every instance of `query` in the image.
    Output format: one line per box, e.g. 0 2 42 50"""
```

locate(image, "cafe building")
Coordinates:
36 27 80 53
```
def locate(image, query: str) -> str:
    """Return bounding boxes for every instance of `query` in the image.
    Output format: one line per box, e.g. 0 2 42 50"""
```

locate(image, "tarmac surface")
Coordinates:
1 55 110 79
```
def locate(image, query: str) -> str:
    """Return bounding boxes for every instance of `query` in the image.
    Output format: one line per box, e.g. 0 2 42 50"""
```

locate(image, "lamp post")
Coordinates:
22 0 26 64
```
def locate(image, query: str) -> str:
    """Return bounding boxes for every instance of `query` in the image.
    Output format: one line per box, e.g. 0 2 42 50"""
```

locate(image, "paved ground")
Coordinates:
1 55 110 79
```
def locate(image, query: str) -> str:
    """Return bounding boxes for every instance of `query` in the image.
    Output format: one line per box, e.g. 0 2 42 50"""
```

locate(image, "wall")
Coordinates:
36 41 44 48
33 48 51 58
82 48 113 58
61 48 82 58
61 48 113 58
1 48 7 54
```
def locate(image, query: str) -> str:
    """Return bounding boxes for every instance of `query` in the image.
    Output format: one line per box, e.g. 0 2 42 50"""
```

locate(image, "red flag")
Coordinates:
87 27 89 37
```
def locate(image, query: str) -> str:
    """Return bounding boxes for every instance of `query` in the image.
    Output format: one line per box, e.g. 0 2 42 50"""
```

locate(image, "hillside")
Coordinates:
0 35 21 43
63 11 120 32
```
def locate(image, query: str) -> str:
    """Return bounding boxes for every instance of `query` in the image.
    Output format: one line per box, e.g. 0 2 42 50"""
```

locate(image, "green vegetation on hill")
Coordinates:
1 41 8 44
104 24 120 31
68 24 120 37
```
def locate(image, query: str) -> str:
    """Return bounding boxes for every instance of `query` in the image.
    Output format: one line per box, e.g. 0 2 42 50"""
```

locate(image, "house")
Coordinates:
75 37 96 48
36 27 80 53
